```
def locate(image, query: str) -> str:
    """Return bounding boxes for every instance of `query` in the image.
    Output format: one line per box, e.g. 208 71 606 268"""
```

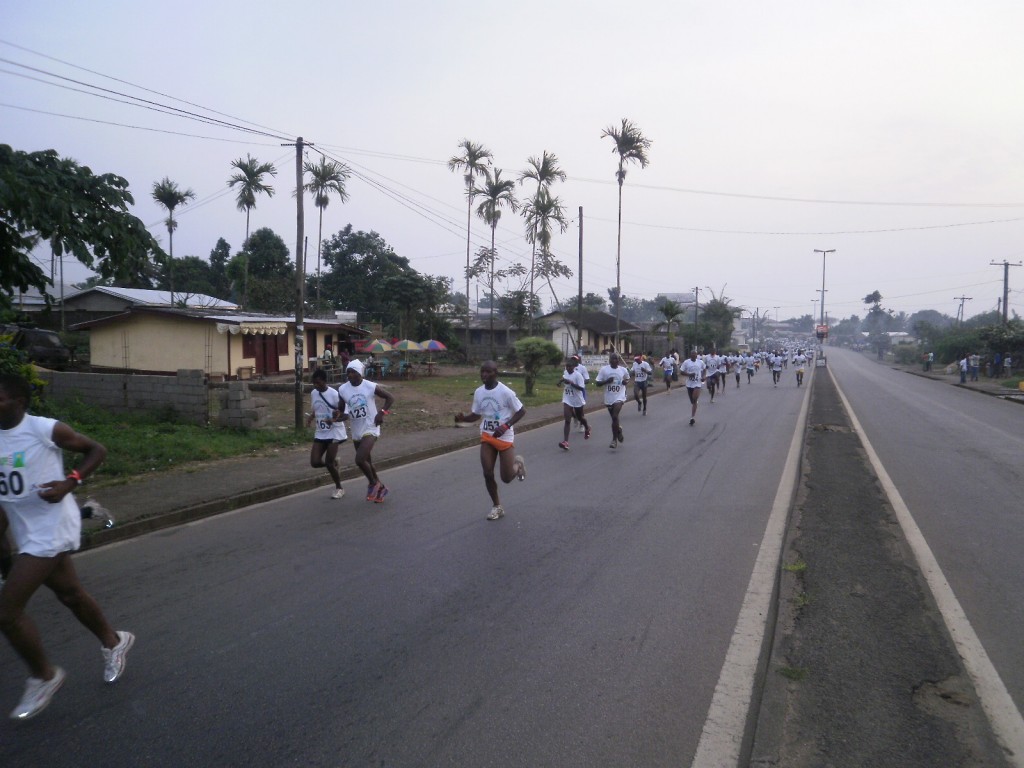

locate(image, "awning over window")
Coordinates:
216 322 288 335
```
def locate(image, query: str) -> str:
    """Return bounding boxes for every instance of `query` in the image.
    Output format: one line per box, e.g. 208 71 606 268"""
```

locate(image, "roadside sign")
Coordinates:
815 325 829 340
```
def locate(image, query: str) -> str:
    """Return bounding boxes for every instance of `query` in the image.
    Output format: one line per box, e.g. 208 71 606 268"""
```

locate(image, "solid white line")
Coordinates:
691 376 813 767
830 367 1024 767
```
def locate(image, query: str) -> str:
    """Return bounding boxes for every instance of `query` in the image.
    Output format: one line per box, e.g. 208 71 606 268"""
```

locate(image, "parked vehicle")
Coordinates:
0 325 72 369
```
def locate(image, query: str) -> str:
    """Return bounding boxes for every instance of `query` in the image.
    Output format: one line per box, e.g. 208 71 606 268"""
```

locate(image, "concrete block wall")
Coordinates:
38 369 211 426
215 381 269 429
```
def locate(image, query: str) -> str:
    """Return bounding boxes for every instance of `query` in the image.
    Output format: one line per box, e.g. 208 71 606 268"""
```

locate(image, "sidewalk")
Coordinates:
78 397 583 549
79 359 1022 549
868 353 1024 400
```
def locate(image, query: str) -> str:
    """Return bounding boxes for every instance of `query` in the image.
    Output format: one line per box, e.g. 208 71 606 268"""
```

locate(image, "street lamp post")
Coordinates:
811 298 818 328
814 248 836 326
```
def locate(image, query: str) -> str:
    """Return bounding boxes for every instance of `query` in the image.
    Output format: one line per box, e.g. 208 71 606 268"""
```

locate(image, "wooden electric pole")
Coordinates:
990 260 1022 325
286 136 307 429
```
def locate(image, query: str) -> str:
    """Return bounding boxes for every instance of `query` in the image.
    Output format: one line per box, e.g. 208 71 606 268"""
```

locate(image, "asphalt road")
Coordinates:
826 348 1024 718
1 370 810 767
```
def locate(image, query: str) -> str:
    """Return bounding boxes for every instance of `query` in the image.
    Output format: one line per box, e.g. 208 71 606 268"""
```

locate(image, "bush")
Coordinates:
513 337 562 396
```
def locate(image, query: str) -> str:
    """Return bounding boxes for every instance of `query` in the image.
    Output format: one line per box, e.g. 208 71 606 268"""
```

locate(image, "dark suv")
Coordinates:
0 325 72 369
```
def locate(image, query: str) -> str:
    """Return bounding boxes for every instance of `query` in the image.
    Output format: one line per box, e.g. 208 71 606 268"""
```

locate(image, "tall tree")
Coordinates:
655 299 685 349
475 167 518 358
227 154 277 308
519 151 566 331
448 140 493 355
208 237 232 299
151 177 195 301
522 186 573 341
0 145 161 310
600 119 652 352
302 157 350 303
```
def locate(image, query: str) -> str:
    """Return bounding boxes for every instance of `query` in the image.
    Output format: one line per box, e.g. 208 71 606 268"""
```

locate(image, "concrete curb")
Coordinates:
78 398 623 550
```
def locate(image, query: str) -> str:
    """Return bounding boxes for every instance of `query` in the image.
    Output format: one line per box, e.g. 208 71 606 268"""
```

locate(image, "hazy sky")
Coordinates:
5 1 1023 323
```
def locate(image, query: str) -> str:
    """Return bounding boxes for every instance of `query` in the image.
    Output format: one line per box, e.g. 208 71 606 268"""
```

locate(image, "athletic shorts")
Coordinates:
480 432 514 451
313 437 347 445
634 380 648 390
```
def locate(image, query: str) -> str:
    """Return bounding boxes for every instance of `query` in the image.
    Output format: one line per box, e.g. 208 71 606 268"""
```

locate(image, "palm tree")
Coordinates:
522 187 574 344
519 151 566 333
600 119 652 352
448 140 492 356
475 167 518 358
227 154 277 308
302 157 350 303
151 177 196 303
655 299 685 351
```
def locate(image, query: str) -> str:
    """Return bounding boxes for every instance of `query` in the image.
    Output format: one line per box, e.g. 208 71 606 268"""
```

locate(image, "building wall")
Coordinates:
89 315 230 374
38 369 210 425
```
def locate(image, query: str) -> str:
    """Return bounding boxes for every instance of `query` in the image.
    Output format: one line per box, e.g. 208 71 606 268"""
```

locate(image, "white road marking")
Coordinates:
691 373 813 767
831 367 1024 767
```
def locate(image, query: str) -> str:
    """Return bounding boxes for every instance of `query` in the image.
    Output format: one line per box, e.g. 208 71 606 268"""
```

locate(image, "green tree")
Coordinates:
475 168 519 358
319 225 426 330
561 293 607 313
522 186 572 330
519 151 566 331
208 237 232 300
162 255 215 300
233 228 293 312
0 145 162 310
655 299 685 349
600 119 652 350
302 157 350 303
151 177 195 301
227 154 277 307
513 336 562 396
448 140 493 350
701 287 742 351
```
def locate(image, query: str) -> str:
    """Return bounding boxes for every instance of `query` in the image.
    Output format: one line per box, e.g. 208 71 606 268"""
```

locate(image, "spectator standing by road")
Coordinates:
969 353 980 381
454 361 527 521
959 354 969 384
0 373 134 721
1004 353 1013 378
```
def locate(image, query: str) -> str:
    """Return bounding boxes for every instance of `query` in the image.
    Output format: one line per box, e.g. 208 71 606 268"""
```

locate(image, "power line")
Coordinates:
0 102 281 145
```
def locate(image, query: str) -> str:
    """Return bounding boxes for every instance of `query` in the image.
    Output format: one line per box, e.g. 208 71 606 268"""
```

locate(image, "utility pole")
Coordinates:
954 295 972 326
814 248 836 326
285 136 307 430
577 206 583 355
990 260 1022 324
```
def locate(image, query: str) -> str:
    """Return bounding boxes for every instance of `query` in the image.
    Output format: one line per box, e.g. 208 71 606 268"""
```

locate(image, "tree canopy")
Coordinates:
0 145 162 309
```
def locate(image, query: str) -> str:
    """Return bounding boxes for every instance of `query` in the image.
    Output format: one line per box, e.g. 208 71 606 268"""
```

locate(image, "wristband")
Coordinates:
67 469 83 486
380 409 391 415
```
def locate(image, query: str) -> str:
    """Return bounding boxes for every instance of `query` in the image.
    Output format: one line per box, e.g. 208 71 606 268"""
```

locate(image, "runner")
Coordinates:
631 354 652 414
337 360 395 503
680 349 707 425
0 373 134 721
733 353 742 388
595 353 630 448
705 353 718 403
794 349 808 387
659 351 675 391
305 368 347 499
571 354 590 433
771 351 783 387
559 357 590 450
745 353 756 384
454 361 527 521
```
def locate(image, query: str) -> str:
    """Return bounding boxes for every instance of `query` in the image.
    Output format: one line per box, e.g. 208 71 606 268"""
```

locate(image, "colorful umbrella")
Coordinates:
392 339 424 352
419 339 447 351
363 339 393 353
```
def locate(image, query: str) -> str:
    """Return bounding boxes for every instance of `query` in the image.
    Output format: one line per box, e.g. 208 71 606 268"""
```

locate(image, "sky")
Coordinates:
4 0 1024 324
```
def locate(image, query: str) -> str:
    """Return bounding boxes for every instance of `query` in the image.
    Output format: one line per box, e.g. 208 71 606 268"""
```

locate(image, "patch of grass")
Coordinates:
778 666 808 681
404 370 564 408
793 592 811 607
43 398 305 483
782 560 807 573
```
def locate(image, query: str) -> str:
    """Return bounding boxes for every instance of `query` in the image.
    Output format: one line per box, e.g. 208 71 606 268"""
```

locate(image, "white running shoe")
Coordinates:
487 505 505 521
331 487 345 499
102 630 135 684
10 667 66 720
515 455 526 481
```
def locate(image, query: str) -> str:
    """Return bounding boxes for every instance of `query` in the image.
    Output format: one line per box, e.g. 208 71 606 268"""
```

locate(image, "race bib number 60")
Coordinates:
0 470 27 498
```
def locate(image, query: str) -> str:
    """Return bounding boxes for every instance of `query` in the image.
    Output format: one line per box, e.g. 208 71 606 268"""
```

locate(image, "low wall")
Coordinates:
38 369 210 426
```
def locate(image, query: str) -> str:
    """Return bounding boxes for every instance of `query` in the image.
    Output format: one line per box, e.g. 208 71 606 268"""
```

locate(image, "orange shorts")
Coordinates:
480 432 514 452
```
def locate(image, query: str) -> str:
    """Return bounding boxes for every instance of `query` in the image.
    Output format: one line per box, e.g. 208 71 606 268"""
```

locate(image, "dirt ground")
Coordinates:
255 364 481 435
